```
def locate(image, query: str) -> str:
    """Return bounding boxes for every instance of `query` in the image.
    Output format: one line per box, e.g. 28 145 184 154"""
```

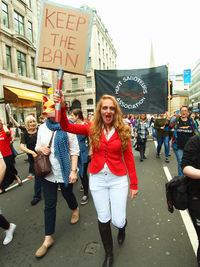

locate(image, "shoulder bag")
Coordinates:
34 131 55 178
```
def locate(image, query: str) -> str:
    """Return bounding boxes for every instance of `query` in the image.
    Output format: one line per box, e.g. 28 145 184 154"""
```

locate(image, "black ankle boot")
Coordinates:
98 220 113 267
117 220 127 245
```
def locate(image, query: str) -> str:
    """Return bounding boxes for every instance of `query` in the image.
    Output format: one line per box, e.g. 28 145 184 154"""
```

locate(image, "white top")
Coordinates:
0 152 2 159
35 123 80 183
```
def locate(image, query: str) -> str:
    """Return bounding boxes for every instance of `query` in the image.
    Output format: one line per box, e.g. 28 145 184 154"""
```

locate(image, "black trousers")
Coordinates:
188 197 200 264
41 179 78 235
0 214 10 230
0 155 17 191
80 162 89 196
138 137 147 160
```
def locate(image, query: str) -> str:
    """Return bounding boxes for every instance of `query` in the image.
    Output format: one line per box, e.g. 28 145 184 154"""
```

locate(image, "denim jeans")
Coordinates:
157 136 169 157
28 154 34 174
42 179 78 235
173 148 184 176
34 176 42 200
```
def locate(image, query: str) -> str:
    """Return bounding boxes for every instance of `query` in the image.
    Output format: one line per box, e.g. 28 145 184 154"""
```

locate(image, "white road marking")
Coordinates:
4 178 30 192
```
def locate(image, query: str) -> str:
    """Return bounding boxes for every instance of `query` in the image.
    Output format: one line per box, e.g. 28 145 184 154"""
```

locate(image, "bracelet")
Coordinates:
71 169 77 172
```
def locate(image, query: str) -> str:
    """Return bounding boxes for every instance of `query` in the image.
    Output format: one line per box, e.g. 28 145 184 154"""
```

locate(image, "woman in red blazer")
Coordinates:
54 93 138 267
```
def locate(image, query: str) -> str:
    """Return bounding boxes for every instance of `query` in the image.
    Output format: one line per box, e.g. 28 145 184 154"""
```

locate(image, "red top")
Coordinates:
60 107 138 190
0 130 12 157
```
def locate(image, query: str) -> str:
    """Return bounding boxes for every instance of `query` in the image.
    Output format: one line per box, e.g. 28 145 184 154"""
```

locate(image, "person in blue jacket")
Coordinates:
70 109 90 205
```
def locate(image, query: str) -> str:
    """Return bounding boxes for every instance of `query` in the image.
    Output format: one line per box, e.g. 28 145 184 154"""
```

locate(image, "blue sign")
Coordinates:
184 69 191 84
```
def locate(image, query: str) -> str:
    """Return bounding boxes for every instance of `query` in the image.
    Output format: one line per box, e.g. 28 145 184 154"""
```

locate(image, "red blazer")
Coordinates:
60 107 138 190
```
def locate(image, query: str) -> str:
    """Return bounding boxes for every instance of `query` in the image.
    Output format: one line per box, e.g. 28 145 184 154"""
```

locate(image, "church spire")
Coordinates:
150 41 155 67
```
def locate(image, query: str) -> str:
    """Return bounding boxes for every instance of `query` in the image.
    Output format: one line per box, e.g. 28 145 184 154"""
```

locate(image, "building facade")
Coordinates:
52 5 117 116
0 0 52 122
189 58 200 110
169 73 189 114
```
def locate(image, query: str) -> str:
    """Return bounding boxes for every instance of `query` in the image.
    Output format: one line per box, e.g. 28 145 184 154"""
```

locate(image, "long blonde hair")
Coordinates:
90 95 130 151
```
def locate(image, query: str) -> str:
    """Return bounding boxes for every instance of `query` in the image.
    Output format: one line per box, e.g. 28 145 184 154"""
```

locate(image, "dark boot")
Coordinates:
98 220 113 267
117 220 127 245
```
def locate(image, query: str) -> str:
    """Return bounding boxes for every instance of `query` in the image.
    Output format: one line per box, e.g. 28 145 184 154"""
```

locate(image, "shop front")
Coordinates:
4 86 45 125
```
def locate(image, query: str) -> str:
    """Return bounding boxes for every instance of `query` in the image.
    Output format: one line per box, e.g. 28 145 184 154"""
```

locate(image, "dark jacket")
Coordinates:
181 135 200 197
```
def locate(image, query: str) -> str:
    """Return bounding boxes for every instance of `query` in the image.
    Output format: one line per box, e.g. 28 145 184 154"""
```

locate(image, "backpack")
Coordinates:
165 176 189 213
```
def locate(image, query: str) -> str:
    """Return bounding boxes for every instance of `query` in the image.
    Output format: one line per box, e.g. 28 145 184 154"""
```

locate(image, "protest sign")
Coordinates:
36 0 93 75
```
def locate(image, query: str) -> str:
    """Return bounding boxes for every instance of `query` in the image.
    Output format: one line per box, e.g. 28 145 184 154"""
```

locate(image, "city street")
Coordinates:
0 139 197 267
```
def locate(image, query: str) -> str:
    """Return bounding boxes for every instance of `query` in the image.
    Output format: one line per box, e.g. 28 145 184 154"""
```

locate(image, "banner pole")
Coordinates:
167 64 171 114
55 68 64 122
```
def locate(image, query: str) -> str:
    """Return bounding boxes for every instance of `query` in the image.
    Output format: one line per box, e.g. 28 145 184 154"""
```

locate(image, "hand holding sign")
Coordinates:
5 104 11 115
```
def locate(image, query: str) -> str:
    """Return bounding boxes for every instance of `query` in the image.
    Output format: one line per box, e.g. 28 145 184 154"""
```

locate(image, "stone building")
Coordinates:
0 0 52 122
52 5 117 117
189 58 200 110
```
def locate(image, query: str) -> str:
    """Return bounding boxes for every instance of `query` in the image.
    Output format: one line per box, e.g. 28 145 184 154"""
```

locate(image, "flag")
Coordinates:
94 65 168 114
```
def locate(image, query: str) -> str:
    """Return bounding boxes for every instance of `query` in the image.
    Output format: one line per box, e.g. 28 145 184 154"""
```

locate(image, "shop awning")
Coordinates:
4 86 45 102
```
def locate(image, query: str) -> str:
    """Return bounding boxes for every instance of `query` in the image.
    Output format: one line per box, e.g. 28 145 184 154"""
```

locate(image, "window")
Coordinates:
99 59 101 69
72 78 78 89
26 0 31 8
2 2 9 28
31 57 35 79
87 99 93 105
6 46 12 72
14 11 24 36
17 51 27 76
28 21 33 42
98 43 100 55
87 77 92 88
87 57 91 71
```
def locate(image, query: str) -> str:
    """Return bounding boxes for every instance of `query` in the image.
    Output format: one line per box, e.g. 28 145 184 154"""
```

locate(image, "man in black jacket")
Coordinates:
182 135 200 267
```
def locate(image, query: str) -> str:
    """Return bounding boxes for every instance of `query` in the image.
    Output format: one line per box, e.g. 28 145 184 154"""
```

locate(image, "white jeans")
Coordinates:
89 166 128 228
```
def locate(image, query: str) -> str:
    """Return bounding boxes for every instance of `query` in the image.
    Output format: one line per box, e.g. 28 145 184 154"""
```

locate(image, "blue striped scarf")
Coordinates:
46 119 70 187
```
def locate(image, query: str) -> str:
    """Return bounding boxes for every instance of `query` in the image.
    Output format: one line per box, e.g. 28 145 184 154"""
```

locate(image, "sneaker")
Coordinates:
156 154 160 158
3 223 16 245
165 158 170 163
80 185 84 192
80 195 89 205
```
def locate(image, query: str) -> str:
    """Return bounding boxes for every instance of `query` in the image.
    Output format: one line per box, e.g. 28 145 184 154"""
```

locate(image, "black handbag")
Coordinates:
34 131 54 178
165 175 189 213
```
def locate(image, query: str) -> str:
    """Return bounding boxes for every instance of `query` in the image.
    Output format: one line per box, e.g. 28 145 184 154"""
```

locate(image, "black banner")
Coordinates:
94 65 168 114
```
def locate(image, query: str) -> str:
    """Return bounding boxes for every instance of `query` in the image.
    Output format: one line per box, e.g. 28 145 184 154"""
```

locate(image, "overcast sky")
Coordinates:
49 0 200 75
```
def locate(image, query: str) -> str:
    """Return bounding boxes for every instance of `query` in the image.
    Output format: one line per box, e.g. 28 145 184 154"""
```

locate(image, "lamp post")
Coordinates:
192 99 194 110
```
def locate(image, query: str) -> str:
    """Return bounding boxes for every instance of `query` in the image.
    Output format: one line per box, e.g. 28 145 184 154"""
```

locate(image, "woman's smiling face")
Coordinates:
100 99 116 127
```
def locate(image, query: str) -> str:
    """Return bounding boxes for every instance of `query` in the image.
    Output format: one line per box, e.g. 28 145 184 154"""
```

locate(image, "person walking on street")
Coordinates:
134 114 150 162
0 118 21 194
182 135 200 267
154 113 171 163
170 105 199 176
0 151 16 245
35 97 80 258
70 109 90 205
54 92 138 267
20 115 42 205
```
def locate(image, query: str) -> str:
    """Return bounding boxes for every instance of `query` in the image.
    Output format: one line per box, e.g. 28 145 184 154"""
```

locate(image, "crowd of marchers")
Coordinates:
0 100 200 267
